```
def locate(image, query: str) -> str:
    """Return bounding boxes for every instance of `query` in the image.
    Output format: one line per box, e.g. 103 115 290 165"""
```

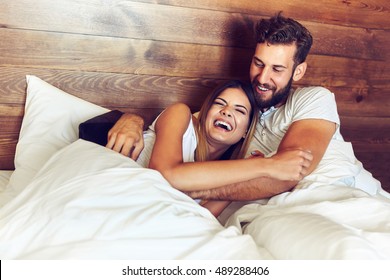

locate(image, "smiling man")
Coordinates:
106 12 381 201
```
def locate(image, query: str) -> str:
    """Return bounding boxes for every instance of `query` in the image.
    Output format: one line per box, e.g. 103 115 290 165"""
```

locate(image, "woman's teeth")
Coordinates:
214 120 232 131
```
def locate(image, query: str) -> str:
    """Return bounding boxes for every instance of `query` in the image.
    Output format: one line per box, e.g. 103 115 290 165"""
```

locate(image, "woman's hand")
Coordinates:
265 149 313 181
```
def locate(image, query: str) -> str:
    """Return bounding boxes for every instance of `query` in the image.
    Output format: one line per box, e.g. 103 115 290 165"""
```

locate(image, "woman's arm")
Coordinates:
187 119 336 200
149 103 313 192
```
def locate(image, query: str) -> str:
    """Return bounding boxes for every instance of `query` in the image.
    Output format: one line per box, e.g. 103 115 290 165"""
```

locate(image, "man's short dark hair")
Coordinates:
255 12 313 65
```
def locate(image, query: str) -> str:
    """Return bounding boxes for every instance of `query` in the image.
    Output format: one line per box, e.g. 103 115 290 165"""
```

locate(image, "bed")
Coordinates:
1 0 390 261
0 75 389 260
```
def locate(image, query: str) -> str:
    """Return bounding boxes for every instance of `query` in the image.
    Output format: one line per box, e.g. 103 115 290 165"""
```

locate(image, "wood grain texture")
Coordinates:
131 0 390 29
1 1 388 58
1 28 389 95
1 67 388 118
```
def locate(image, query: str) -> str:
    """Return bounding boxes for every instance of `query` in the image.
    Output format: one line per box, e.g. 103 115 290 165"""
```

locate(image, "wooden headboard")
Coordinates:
1 0 389 191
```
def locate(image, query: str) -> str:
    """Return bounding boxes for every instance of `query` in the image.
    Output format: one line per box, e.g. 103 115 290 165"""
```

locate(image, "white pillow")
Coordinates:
7 75 109 195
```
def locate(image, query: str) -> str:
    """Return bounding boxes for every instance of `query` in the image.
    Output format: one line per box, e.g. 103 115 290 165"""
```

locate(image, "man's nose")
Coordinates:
258 67 271 85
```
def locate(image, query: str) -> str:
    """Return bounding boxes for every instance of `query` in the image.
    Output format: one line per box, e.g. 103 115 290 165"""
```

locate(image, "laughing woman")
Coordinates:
127 80 313 216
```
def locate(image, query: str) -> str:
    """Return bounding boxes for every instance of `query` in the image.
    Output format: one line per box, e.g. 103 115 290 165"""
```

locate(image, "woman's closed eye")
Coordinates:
213 100 226 106
235 108 247 115
214 97 249 115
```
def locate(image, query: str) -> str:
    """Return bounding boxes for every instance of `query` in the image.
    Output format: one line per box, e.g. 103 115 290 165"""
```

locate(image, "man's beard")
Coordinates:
253 75 294 110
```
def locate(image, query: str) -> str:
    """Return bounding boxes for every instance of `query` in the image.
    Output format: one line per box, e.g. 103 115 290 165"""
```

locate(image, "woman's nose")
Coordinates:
221 108 232 117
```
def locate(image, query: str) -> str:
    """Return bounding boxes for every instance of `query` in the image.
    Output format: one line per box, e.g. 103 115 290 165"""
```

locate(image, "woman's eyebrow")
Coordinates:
216 97 249 113
215 97 227 104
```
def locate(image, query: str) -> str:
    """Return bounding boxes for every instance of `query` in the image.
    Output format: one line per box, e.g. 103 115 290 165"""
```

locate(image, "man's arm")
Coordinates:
187 177 295 201
188 119 336 201
106 113 145 160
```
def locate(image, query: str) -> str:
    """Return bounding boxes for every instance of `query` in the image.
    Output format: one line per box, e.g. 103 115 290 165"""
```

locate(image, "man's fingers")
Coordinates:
105 132 116 149
303 159 311 168
130 143 144 161
118 138 135 156
106 131 144 160
303 150 313 161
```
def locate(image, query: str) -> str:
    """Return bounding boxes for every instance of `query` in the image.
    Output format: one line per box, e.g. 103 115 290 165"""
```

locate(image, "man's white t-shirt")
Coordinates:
247 86 381 194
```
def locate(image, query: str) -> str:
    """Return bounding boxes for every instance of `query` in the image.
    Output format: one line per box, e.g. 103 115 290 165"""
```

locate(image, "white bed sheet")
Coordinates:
0 140 263 259
0 170 12 188
0 170 15 208
225 185 390 259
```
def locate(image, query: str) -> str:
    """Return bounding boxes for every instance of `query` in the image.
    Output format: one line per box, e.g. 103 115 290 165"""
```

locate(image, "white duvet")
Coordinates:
1 140 390 259
0 140 260 259
226 186 390 259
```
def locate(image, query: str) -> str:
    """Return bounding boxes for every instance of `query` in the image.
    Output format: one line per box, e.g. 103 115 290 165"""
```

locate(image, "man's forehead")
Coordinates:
254 43 296 65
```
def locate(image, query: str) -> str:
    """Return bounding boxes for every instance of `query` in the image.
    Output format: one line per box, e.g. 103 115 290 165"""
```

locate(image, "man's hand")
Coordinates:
106 113 145 160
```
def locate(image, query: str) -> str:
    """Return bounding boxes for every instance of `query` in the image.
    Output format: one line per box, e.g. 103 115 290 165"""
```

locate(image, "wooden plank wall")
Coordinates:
0 0 389 191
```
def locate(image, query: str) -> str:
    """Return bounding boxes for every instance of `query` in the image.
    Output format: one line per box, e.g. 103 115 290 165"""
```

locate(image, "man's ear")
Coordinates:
292 62 307 82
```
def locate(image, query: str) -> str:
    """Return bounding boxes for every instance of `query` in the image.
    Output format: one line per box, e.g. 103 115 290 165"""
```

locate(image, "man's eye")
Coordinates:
255 62 264 68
